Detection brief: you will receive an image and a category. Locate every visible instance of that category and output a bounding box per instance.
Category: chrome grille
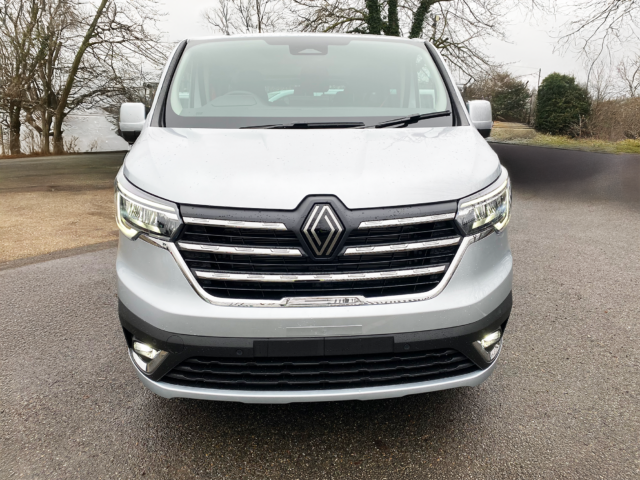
[175,205,462,301]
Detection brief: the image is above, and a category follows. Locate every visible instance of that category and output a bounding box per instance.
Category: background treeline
[2,0,638,155]
[0,0,167,156]
[1,0,544,156]
[463,60,640,141]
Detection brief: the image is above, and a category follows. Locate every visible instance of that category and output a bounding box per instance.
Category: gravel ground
[0,146,639,479]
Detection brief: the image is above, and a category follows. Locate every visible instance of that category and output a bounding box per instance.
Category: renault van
[116,34,512,403]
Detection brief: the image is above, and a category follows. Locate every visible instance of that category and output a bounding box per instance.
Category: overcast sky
[158,1,584,85]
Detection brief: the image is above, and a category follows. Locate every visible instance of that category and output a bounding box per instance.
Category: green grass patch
[489,128,640,155]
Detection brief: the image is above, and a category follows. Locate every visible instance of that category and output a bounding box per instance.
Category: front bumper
[120,292,511,403]
[117,228,512,403]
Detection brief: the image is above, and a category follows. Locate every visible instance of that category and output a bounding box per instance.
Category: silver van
[116,34,512,403]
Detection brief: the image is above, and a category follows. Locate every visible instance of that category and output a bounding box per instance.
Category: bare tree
[0,0,168,156]
[21,0,79,154]
[557,1,640,74]
[582,59,614,103]
[287,0,514,77]
[0,0,46,154]
[203,0,283,34]
[617,56,640,98]
[49,0,167,154]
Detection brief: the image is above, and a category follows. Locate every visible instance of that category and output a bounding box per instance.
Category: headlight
[455,168,511,236]
[115,176,182,240]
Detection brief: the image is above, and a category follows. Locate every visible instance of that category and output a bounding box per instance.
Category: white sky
[158,0,585,84]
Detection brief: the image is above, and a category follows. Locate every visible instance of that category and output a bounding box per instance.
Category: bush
[463,70,531,123]
[586,97,640,141]
[535,73,590,136]
[492,82,531,123]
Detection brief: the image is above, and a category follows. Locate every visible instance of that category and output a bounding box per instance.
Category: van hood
[124,126,501,210]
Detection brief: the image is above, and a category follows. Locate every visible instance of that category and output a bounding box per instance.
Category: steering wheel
[218,90,267,105]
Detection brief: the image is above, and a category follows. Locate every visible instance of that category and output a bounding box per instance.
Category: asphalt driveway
[0,145,638,479]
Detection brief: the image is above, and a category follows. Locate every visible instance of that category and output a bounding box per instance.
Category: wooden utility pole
[528,68,541,125]
[537,68,541,89]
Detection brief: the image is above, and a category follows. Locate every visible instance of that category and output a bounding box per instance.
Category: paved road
[0,152,125,193]
[1,146,639,479]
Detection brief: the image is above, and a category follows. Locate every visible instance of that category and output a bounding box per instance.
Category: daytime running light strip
[459,179,509,209]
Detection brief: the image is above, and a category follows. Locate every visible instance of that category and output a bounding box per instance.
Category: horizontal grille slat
[345,222,458,246]
[183,349,456,367]
[181,225,299,248]
[176,214,461,301]
[180,246,458,274]
[199,274,443,300]
[173,354,468,376]
[163,349,479,391]
[201,277,442,292]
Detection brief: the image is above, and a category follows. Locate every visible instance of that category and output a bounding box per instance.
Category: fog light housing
[473,329,503,363]
[130,338,168,374]
[480,330,501,349]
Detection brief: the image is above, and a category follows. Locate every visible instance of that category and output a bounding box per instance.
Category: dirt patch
[0,189,119,262]
[0,152,125,263]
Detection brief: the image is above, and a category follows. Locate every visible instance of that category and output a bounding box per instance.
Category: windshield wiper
[241,122,365,129]
[368,110,451,129]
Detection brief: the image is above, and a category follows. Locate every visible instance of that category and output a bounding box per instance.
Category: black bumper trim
[119,292,511,382]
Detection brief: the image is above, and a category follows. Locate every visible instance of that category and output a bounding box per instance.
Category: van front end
[116,33,512,403]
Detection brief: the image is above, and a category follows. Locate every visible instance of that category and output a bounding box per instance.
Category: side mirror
[467,100,493,138]
[119,103,146,144]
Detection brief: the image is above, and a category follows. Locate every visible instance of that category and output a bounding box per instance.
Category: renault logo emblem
[302,204,344,257]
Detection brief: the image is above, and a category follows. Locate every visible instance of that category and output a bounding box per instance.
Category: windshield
[164,36,452,129]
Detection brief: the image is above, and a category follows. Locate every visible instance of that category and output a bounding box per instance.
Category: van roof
[185,33,430,46]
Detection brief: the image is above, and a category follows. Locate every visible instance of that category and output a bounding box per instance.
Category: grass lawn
[489,124,640,154]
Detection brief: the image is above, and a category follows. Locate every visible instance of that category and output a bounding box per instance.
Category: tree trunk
[41,110,51,154]
[9,102,22,155]
[409,0,434,39]
[53,112,65,154]
[365,0,383,35]
[387,0,399,36]
[52,0,109,154]
[256,0,262,33]
[0,124,4,156]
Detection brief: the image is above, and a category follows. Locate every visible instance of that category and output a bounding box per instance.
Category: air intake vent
[164,349,478,391]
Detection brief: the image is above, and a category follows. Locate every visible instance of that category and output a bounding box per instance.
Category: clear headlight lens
[115,178,182,240]
[455,169,511,236]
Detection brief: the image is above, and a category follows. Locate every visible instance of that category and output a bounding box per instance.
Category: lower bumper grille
[163,349,479,391]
